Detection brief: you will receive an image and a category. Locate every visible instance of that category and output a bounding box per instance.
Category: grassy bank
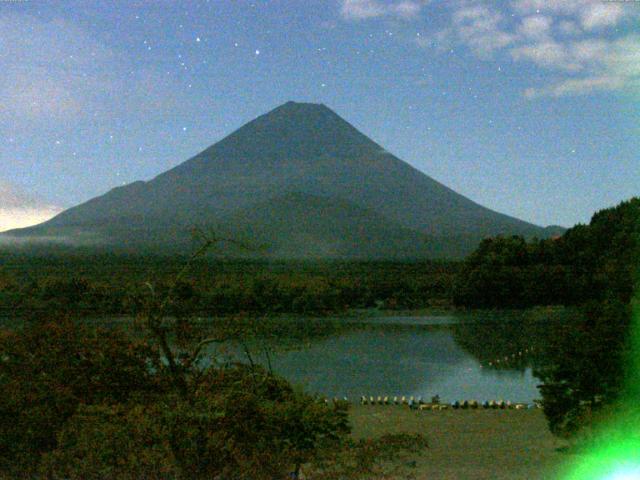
[349,405,568,480]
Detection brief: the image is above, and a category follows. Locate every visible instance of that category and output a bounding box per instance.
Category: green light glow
[605,467,640,480]
[560,436,640,480]
[559,285,640,480]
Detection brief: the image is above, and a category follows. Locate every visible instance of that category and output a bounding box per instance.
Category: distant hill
[3,102,563,258]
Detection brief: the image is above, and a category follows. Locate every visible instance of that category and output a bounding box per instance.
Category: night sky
[0,0,638,230]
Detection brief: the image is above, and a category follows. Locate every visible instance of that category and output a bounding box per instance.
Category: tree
[535,300,631,438]
[39,364,350,480]
[126,232,352,479]
[453,198,640,439]
[0,314,159,476]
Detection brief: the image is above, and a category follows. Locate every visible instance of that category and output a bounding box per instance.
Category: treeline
[0,259,458,317]
[453,198,639,309]
[455,197,640,438]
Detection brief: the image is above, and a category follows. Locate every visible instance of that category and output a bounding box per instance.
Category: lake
[208,313,550,403]
[0,311,553,403]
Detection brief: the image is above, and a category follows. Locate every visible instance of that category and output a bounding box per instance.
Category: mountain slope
[216,192,479,259]
[5,101,560,258]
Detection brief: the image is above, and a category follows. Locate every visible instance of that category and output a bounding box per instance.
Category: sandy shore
[349,405,570,480]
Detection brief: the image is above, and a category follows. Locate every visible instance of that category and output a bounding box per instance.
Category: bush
[0,312,350,478]
[0,316,159,476]
[40,403,176,480]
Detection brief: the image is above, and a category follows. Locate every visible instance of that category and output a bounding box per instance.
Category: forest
[0,198,638,477]
[454,198,639,438]
[0,256,458,317]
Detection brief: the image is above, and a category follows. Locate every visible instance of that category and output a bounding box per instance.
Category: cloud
[340,0,427,20]
[0,180,49,209]
[523,76,624,98]
[513,0,631,30]
[414,4,516,56]
[513,0,600,16]
[403,0,640,97]
[0,14,188,123]
[608,35,640,78]
[510,40,580,71]
[448,4,515,57]
[517,15,552,40]
[0,15,110,121]
[557,20,581,36]
[0,208,63,233]
[0,231,104,247]
[522,35,640,97]
[0,181,62,232]
[579,3,626,30]
[571,38,609,64]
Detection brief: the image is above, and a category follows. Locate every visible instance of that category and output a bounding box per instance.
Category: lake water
[210,315,546,403]
[0,312,550,403]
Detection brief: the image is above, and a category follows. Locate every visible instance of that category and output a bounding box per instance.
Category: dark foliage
[0,314,353,479]
[534,300,631,437]
[0,258,459,317]
[0,315,160,476]
[454,198,640,438]
[453,198,639,309]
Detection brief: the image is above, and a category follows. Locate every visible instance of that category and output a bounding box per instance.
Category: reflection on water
[2,309,563,403]
[211,314,556,403]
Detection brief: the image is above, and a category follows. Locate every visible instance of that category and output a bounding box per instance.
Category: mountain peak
[262,100,337,122]
[173,100,377,173]
[279,100,329,109]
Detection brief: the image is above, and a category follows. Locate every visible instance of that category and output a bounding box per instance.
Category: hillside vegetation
[455,198,640,438]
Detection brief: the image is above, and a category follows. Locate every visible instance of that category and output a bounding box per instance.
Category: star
[255,49,260,55]
[196,37,201,43]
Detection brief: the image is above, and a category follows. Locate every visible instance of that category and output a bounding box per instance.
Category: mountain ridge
[3,101,562,258]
